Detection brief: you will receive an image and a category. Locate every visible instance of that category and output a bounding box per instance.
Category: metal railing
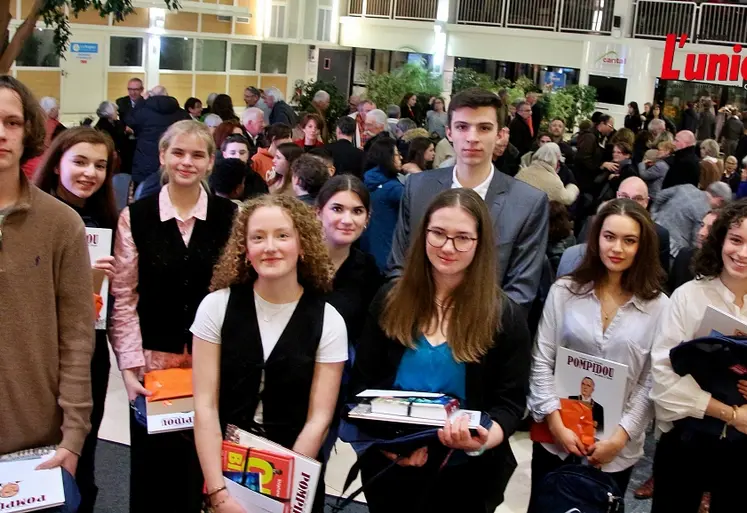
[348,0,392,17]
[632,0,696,40]
[424,0,614,34]
[560,0,615,34]
[394,0,438,20]
[505,0,558,29]
[698,3,747,45]
[456,0,504,25]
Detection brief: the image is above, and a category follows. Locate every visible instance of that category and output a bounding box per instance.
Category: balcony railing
[633,0,747,46]
[347,0,747,46]
[348,0,615,33]
[632,0,696,40]
[698,3,747,45]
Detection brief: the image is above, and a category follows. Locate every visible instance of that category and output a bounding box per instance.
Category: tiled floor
[99,348,651,513]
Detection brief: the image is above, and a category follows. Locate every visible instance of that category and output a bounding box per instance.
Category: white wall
[339,17,435,54]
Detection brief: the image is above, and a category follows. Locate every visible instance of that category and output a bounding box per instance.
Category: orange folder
[529,398,596,448]
[144,368,194,402]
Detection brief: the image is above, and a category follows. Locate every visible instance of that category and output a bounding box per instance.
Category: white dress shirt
[650,277,747,434]
[451,165,495,201]
[528,278,670,472]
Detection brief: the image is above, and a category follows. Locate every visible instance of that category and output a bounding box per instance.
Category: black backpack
[532,464,624,513]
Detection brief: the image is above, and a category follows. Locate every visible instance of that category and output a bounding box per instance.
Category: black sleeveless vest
[218,283,325,450]
[129,192,235,354]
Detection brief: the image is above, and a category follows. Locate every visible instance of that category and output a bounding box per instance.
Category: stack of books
[143,368,195,434]
[348,390,483,429]
[216,425,321,513]
[0,447,65,512]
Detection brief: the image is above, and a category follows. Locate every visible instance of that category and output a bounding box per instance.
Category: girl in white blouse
[650,200,747,513]
[527,199,670,511]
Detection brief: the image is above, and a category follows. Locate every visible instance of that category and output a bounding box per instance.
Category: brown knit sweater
[0,175,94,456]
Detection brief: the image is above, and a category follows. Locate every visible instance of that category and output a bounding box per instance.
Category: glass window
[231,44,257,71]
[110,36,143,67]
[195,39,226,72]
[260,44,288,74]
[160,37,193,71]
[16,29,60,67]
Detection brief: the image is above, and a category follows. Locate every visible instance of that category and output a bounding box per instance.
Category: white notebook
[0,454,65,512]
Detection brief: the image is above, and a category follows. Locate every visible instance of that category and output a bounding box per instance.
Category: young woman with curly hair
[109,120,236,513]
[350,188,531,513]
[191,195,348,513]
[650,199,747,513]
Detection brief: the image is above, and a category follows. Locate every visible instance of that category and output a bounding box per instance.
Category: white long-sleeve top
[650,277,747,434]
[528,278,670,472]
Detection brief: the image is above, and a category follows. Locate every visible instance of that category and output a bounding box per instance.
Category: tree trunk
[0,0,44,74]
[0,0,10,56]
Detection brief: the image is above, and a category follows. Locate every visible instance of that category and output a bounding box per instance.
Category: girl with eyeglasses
[350,188,531,513]
[527,199,668,511]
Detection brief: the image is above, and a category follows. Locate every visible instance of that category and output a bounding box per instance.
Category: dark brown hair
[300,112,323,130]
[291,154,329,196]
[213,120,241,150]
[699,160,721,189]
[693,200,747,278]
[33,127,118,229]
[614,141,633,157]
[447,88,501,127]
[406,136,434,171]
[569,199,663,300]
[316,174,370,212]
[0,76,46,163]
[549,201,573,244]
[380,188,501,363]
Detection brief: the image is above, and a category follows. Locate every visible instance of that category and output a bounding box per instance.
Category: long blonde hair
[159,120,217,184]
[210,195,334,293]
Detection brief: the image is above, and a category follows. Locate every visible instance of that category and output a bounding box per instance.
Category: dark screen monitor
[588,74,628,106]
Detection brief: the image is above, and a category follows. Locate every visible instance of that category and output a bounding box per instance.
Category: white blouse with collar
[529,278,670,472]
[650,276,747,434]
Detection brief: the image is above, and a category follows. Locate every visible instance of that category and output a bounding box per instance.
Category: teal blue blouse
[393,335,466,402]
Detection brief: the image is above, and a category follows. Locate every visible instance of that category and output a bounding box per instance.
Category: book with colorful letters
[221,425,321,513]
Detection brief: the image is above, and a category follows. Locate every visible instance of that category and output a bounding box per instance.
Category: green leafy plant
[1,0,180,72]
[293,79,347,142]
[452,68,498,93]
[514,75,541,94]
[564,84,598,128]
[362,63,442,110]
[542,90,575,131]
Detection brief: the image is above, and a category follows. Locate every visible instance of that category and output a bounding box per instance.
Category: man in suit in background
[115,77,143,178]
[116,78,144,125]
[324,116,364,177]
[388,88,549,311]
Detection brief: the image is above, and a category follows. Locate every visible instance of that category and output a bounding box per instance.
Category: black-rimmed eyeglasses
[426,229,477,252]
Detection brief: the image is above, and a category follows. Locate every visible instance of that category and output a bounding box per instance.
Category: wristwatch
[466,443,488,457]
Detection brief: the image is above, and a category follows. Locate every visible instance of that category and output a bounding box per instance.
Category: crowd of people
[3,71,747,513]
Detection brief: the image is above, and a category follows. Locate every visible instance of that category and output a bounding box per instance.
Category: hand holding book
[547,410,587,457]
[34,447,78,477]
[437,414,492,453]
[586,427,628,467]
[209,490,247,513]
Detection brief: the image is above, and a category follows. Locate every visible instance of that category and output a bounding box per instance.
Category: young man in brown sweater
[0,76,94,478]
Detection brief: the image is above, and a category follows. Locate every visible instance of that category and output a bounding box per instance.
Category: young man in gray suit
[388,88,549,310]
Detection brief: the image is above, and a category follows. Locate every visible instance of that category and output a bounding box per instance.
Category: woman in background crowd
[192,195,347,513]
[651,200,747,512]
[267,141,304,195]
[34,127,119,513]
[295,113,325,151]
[426,98,448,139]
[528,199,668,511]
[625,102,642,133]
[110,120,236,513]
[401,136,435,176]
[351,188,531,513]
[360,137,404,270]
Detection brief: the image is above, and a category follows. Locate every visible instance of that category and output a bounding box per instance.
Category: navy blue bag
[670,333,747,440]
[532,463,624,513]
